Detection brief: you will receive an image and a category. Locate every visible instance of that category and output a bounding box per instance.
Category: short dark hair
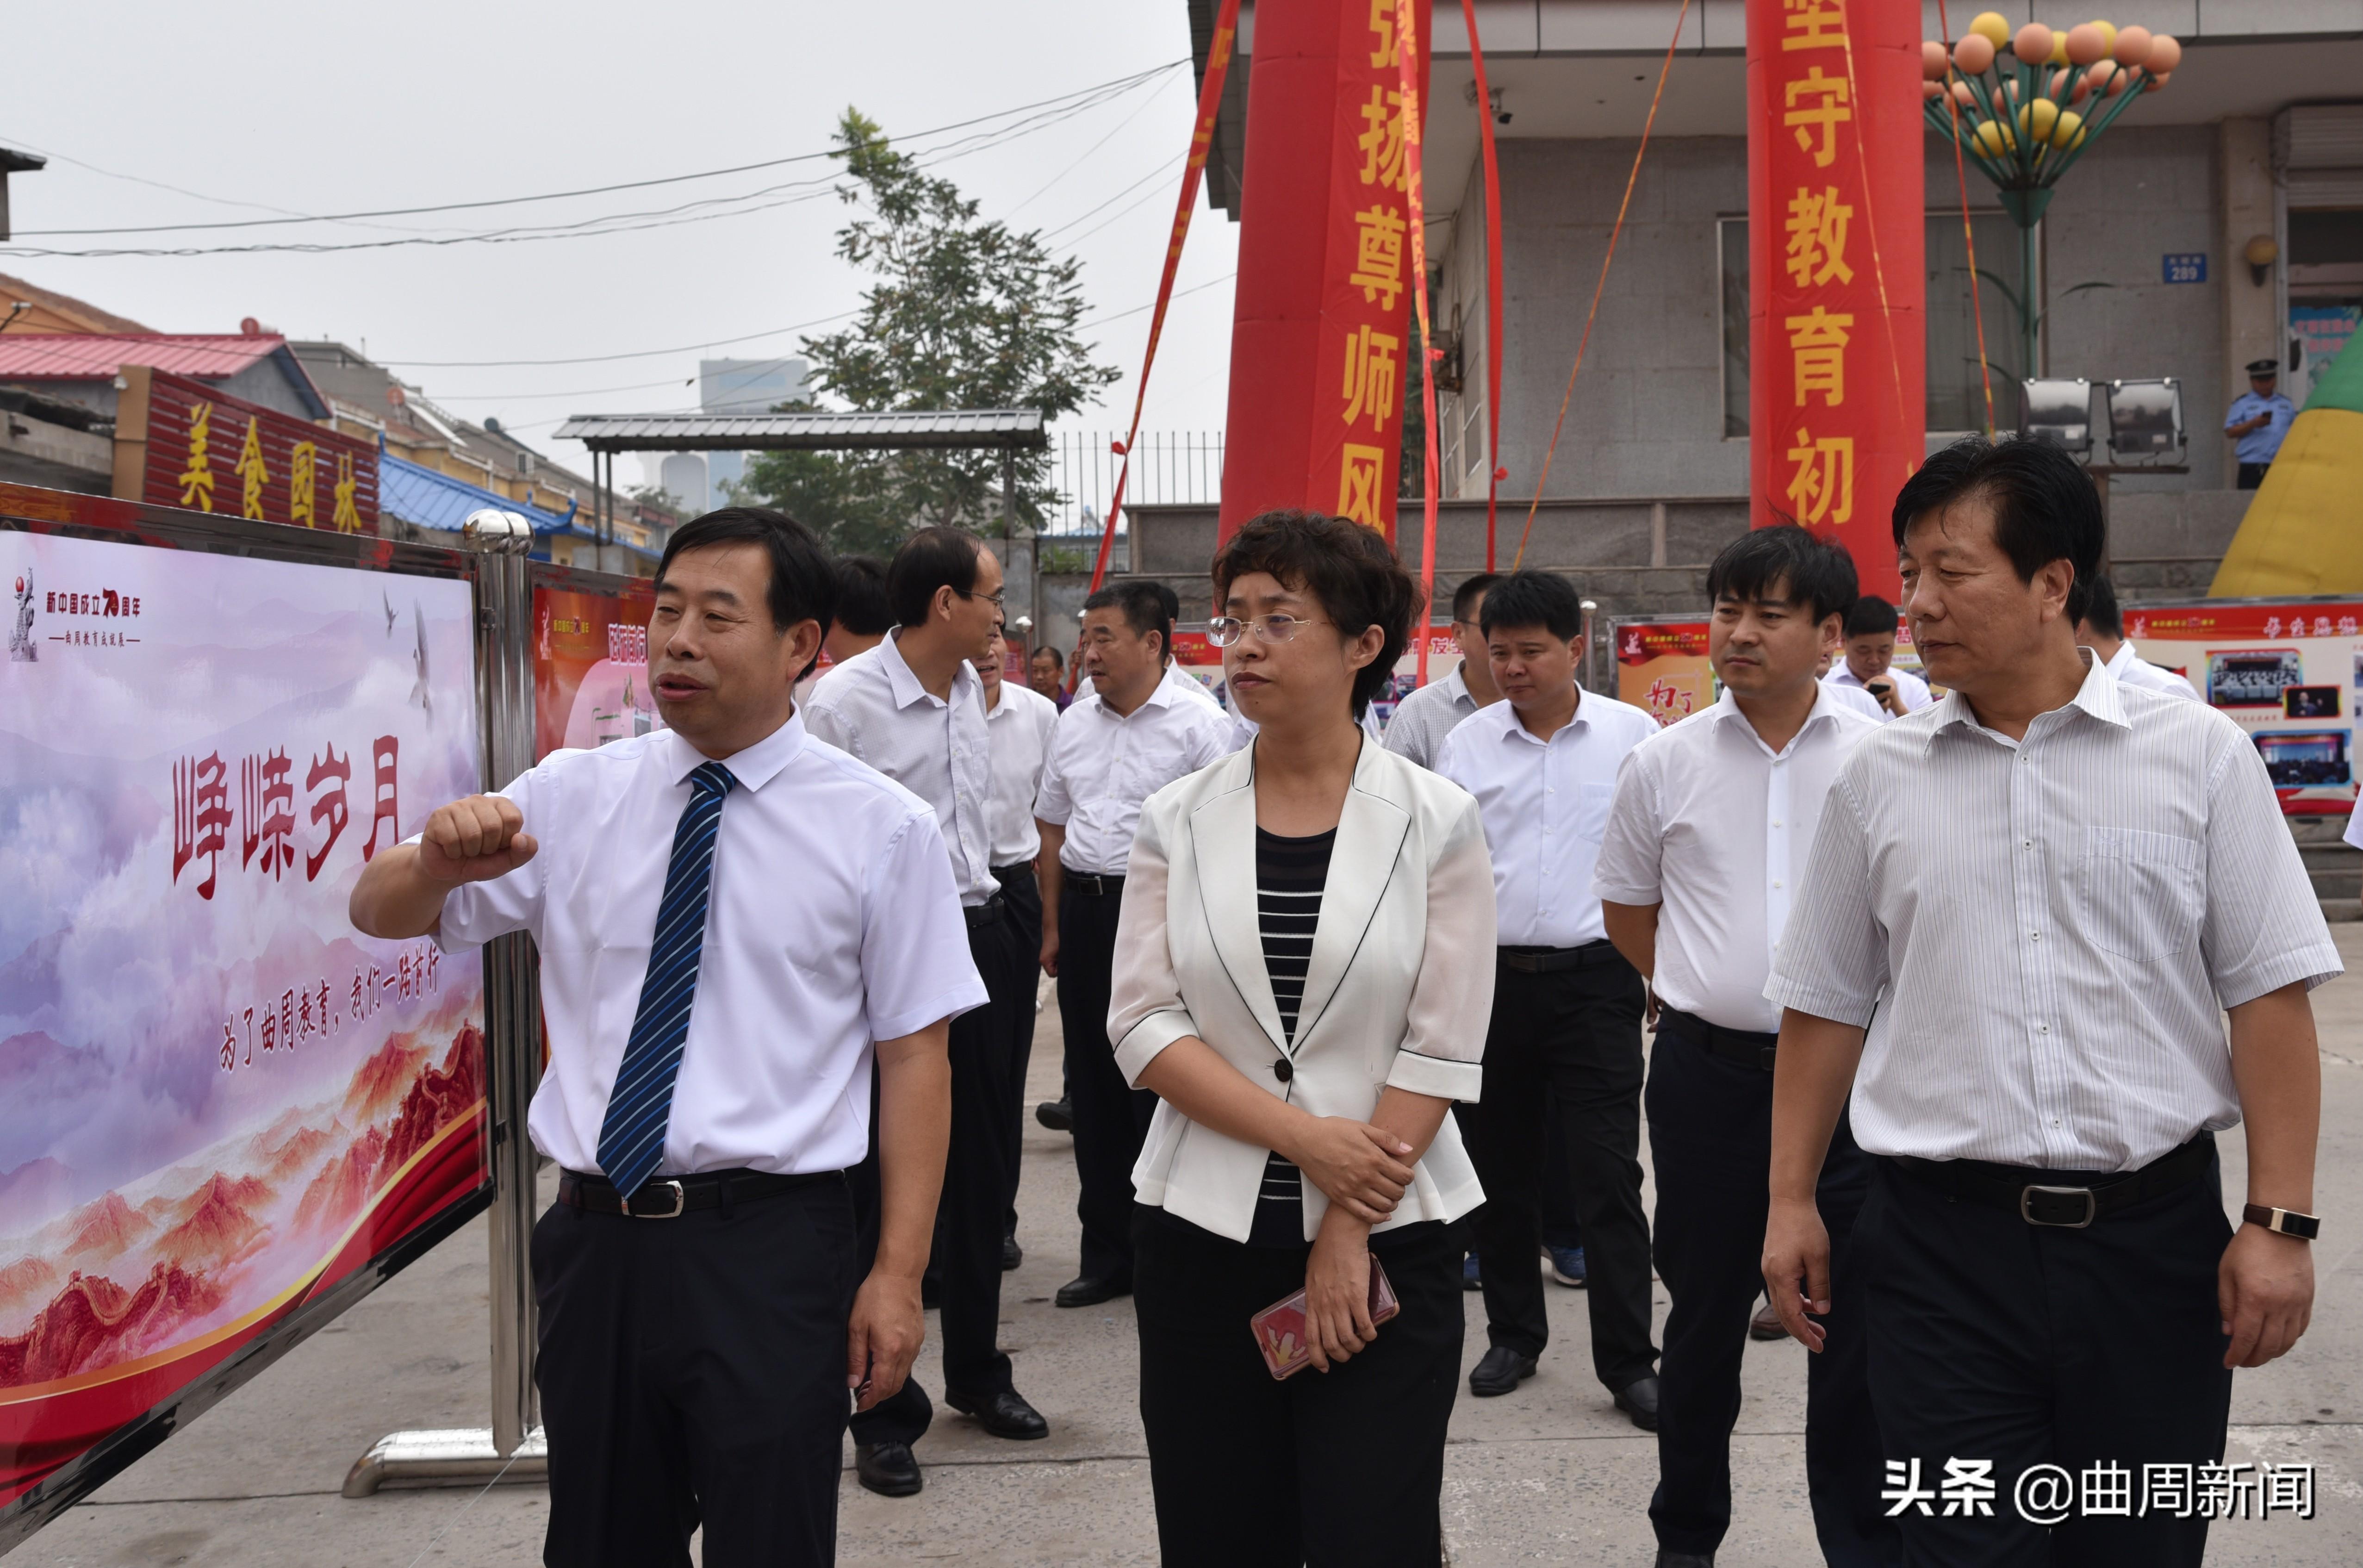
[830,555,893,636]
[1478,570,1583,642]
[1082,581,1173,664]
[1451,572,1504,623]
[887,526,984,628]
[2081,572,2124,639]
[1844,595,1898,640]
[1032,644,1063,669]
[1211,509,1418,719]
[1891,435,2105,623]
[1706,527,1859,624]
[656,506,835,641]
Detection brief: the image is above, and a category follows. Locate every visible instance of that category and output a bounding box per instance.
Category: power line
[380,311,859,369]
[0,60,1181,239]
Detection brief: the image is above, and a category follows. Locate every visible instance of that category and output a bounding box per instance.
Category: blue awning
[378,452,659,562]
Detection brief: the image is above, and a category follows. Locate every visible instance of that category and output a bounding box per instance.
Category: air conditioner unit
[515,451,535,477]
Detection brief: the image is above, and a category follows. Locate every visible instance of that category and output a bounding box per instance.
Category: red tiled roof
[0,333,291,380]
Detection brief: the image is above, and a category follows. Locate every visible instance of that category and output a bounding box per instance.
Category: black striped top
[1249,826,1334,1247]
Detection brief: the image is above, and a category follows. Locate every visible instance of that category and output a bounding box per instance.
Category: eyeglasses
[954,586,1007,609]
[1206,614,1331,647]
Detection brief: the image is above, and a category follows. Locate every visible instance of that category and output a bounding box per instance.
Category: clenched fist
[418,794,539,884]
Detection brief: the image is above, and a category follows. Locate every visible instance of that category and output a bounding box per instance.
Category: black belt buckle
[631,1179,687,1219]
[2020,1184,2097,1229]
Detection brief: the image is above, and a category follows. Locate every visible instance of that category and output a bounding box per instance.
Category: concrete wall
[1435,123,2238,504]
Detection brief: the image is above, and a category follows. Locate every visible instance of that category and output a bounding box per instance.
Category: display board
[2126,599,2363,816]
[0,516,488,1521]
[1610,611,1928,728]
[530,573,660,761]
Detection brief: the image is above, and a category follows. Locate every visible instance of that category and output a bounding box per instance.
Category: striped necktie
[595,760,736,1198]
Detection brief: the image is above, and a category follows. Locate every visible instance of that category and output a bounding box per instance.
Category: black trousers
[994,861,1043,1239]
[1644,1020,1896,1565]
[1854,1150,2235,1567]
[1464,950,1658,1390]
[932,908,1030,1395]
[2237,460,2270,490]
[1059,882,1157,1281]
[1134,1210,1466,1568]
[532,1176,855,1568]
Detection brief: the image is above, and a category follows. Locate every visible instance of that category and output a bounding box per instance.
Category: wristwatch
[2242,1203,2322,1240]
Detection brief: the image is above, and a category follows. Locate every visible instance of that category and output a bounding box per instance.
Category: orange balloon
[2114,25,2152,65]
[2080,63,2114,100]
[1924,80,1945,100]
[1923,40,1951,79]
[1954,33,1996,74]
[1951,80,1978,108]
[2064,23,2107,65]
[2147,34,2183,72]
[2146,69,2170,90]
[2014,23,2053,62]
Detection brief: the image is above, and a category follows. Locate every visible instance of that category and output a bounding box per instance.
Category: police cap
[2245,359,2280,377]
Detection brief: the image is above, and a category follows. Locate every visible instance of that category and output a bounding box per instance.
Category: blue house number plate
[2163,253,2208,284]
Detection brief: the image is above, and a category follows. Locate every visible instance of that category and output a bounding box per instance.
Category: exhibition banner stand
[0,483,501,1546]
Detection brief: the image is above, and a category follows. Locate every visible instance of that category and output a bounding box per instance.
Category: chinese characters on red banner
[173,737,398,901]
[139,370,379,533]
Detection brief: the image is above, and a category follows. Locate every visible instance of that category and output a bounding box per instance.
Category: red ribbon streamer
[1461,0,1506,571]
[1399,0,1443,686]
[1085,0,1240,602]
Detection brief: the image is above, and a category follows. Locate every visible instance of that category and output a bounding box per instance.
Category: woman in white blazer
[1107,510,1496,1567]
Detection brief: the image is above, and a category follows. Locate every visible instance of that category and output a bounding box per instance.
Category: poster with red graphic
[531,581,661,762]
[0,528,487,1518]
[1613,618,1717,727]
[2121,599,2363,816]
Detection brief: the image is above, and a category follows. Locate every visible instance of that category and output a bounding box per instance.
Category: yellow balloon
[1974,118,2017,156]
[1969,11,2011,47]
[2050,108,2085,148]
[2090,20,2119,53]
[2048,33,2071,65]
[2016,99,2061,140]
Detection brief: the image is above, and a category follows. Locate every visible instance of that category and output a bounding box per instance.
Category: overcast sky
[0,1,1237,505]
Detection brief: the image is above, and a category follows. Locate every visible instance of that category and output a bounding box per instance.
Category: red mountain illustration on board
[296,1126,387,1234]
[62,1193,154,1265]
[152,1175,267,1269]
[342,1035,429,1124]
[381,1029,485,1177]
[0,1262,227,1386]
[0,1254,60,1313]
[263,1126,336,1182]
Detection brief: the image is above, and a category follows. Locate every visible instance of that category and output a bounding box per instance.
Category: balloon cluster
[1921,13,2177,185]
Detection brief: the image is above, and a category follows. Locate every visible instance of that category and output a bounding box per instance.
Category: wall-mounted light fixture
[2244,234,2279,287]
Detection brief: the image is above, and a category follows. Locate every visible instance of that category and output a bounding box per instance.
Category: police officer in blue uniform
[2225,359,2297,489]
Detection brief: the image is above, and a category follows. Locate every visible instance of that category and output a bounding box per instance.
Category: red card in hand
[1250,1255,1401,1380]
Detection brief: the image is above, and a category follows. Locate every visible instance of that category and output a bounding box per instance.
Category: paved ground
[19,940,2363,1566]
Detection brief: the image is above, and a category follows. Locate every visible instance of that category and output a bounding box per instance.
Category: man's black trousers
[1854,1147,2236,1567]
[1058,881,1157,1282]
[994,861,1043,1239]
[1644,1017,1897,1565]
[1134,1209,1468,1567]
[1463,947,1658,1391]
[533,1176,854,1568]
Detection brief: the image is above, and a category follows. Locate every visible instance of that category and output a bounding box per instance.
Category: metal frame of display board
[0,485,509,1551]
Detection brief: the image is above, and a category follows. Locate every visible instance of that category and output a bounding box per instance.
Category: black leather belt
[1657,1007,1778,1070]
[963,894,1006,929]
[558,1166,843,1219]
[1889,1133,2216,1229]
[1065,872,1125,897]
[1498,940,1620,974]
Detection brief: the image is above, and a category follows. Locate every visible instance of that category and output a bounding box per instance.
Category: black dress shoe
[945,1386,1049,1440]
[1468,1345,1538,1397]
[1002,1232,1023,1271]
[1034,1097,1073,1132]
[1054,1272,1130,1308]
[1653,1552,1714,1568]
[1616,1373,1662,1431]
[854,1440,922,1497]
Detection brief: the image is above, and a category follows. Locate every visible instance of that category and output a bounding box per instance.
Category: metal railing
[1051,429,1224,537]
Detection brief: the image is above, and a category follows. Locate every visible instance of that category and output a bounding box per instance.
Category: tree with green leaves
[736,110,1119,554]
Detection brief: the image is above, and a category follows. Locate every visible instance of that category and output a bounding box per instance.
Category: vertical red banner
[1221,0,1430,544]
[1746,0,1923,599]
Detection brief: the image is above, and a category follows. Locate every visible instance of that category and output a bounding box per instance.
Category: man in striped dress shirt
[1763,439,2337,1567]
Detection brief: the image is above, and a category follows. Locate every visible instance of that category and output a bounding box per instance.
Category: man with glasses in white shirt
[1035,582,1231,1308]
[1595,528,1894,1568]
[1435,571,1663,1426]
[1384,572,1503,770]
[1765,438,2337,1567]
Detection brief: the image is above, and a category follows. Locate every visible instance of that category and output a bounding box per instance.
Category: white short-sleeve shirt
[1034,676,1233,876]
[2104,639,2201,703]
[432,716,988,1179]
[983,680,1060,866]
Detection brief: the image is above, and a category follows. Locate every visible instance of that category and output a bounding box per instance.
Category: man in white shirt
[1035,582,1231,1307]
[1384,572,1503,769]
[1434,571,1664,1425]
[350,508,978,1568]
[977,623,1059,1265]
[1765,439,2338,1566]
[1823,595,1931,720]
[2077,573,2201,703]
[806,527,1048,1484]
[1594,528,1894,1568]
